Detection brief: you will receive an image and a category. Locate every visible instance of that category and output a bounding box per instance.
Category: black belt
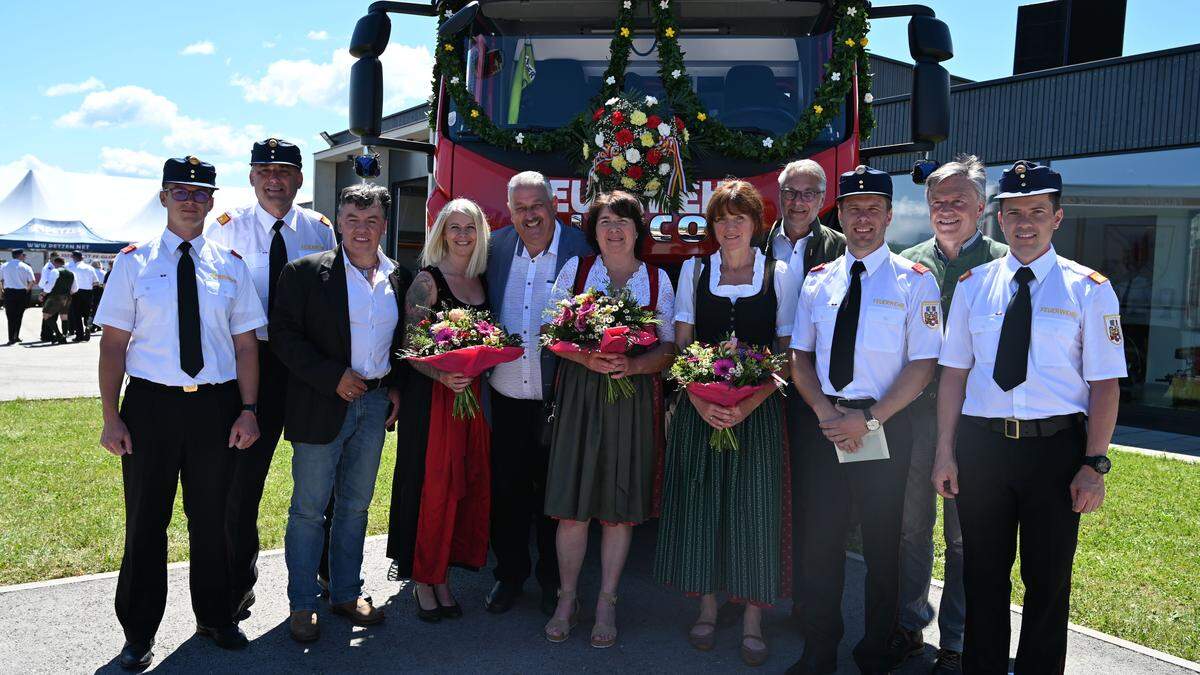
[128,376,235,394]
[964,413,1085,440]
[361,378,386,391]
[827,395,876,410]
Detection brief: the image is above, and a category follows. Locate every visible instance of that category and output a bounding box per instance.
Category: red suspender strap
[645,264,660,311]
[573,255,597,294]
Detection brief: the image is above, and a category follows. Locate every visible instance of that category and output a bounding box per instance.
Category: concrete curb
[1111,443,1200,464]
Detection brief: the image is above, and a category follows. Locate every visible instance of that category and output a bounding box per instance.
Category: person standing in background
[2,248,35,344]
[65,251,96,342]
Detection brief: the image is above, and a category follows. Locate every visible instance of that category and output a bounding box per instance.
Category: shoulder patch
[809,263,827,273]
[1088,271,1109,285]
[958,269,972,282]
[216,212,231,226]
[120,244,137,254]
[230,249,243,260]
[911,262,929,275]
[320,215,332,227]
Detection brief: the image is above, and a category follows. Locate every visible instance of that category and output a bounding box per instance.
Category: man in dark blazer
[270,183,412,643]
[483,171,593,616]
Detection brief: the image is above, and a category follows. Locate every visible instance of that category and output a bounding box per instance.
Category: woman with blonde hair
[386,198,493,622]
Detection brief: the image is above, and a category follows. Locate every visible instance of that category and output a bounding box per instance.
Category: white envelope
[834,425,891,463]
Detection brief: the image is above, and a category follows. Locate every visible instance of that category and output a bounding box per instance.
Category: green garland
[428,0,873,161]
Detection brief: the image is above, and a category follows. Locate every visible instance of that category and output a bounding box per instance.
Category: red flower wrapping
[627,164,644,180]
[408,345,524,378]
[547,327,658,356]
[686,381,775,408]
[615,128,635,146]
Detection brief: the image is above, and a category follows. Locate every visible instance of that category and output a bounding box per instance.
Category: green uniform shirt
[900,232,1009,317]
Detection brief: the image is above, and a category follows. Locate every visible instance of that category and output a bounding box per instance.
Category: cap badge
[187,156,200,165]
[1014,164,1027,175]
[854,165,867,175]
[268,139,278,148]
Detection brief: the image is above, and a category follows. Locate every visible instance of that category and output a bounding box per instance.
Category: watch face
[1089,456,1112,474]
[866,419,881,431]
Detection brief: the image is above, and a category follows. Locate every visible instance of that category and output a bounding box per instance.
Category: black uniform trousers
[4,288,29,341]
[489,390,559,590]
[785,383,812,616]
[115,378,240,644]
[68,288,92,339]
[796,404,914,674]
[955,419,1085,675]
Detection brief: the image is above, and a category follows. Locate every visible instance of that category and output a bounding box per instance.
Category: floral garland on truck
[429,0,873,164]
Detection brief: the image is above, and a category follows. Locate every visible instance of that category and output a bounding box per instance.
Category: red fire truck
[347,0,952,268]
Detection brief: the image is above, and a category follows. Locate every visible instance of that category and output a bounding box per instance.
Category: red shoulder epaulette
[958,269,973,282]
[120,244,137,254]
[216,213,231,226]
[230,249,243,260]
[319,215,332,227]
[809,263,827,273]
[911,262,929,275]
[1088,271,1109,284]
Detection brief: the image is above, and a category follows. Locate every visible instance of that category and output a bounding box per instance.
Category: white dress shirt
[95,229,266,386]
[772,228,812,271]
[2,259,35,289]
[674,249,799,337]
[490,223,562,400]
[40,266,79,295]
[65,261,96,290]
[205,202,337,339]
[343,249,399,380]
[939,247,1127,419]
[550,256,677,344]
[791,244,943,400]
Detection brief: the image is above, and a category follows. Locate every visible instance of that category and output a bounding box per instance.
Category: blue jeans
[285,387,389,611]
[898,394,966,652]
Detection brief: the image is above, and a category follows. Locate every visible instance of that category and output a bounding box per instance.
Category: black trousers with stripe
[115,378,240,644]
[955,420,1085,675]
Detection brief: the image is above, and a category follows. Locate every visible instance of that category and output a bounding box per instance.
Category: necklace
[350,261,377,281]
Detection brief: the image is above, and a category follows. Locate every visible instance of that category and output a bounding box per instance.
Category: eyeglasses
[164,188,212,204]
[780,188,824,203]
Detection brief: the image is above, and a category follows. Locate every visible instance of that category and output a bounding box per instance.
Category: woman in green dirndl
[542,191,676,648]
[653,180,799,667]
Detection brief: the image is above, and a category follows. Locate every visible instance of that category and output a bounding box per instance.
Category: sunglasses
[164,188,213,204]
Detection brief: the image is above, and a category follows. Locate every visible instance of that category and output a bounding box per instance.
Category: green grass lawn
[1,398,1197,661]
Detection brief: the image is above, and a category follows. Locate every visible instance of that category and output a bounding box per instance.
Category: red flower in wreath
[596,162,613,176]
[611,110,625,125]
[674,116,686,130]
[627,164,644,180]
[647,114,662,128]
[646,148,662,165]
[615,128,635,146]
[594,108,605,121]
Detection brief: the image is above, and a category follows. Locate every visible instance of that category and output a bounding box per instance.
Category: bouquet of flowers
[402,306,524,418]
[668,337,788,451]
[541,286,660,402]
[583,92,691,213]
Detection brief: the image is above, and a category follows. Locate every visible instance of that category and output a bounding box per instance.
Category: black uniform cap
[837,164,892,200]
[162,156,218,190]
[994,160,1061,199]
[250,138,302,169]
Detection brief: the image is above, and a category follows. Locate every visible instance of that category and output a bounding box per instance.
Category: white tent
[0,161,260,245]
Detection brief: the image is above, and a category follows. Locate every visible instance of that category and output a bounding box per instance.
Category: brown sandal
[590,592,618,648]
[687,620,717,651]
[740,631,769,667]
[543,589,579,643]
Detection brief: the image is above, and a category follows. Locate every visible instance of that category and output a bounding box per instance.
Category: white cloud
[230,45,433,113]
[181,41,216,56]
[307,30,329,41]
[98,147,163,178]
[262,41,277,49]
[44,77,105,97]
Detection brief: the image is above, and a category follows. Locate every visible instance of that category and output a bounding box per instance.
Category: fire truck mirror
[908,16,953,63]
[350,12,391,59]
[911,62,950,144]
[438,2,480,40]
[349,57,384,138]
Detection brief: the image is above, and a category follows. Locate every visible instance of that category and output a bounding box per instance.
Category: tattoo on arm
[404,271,442,381]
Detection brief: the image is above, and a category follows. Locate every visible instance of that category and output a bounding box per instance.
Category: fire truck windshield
[446,32,844,144]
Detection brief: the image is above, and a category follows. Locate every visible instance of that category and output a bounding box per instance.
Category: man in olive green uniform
[893,155,1007,674]
[759,159,846,623]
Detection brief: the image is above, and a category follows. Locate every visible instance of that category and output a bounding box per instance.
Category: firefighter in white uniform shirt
[96,156,266,669]
[933,160,1125,674]
[205,137,338,620]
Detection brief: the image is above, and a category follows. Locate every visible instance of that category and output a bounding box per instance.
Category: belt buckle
[183,384,198,393]
[1004,417,1020,439]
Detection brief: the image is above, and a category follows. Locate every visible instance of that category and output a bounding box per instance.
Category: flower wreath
[586,93,691,211]
[428,0,873,163]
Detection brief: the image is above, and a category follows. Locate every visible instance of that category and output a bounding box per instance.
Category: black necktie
[829,260,866,391]
[177,241,203,377]
[993,266,1036,391]
[268,220,287,316]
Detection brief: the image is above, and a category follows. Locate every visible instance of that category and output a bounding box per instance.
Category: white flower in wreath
[762,137,775,148]
[644,95,658,106]
[606,97,619,105]
[660,0,669,7]
[606,75,616,85]
[444,9,454,18]
[864,93,874,103]
[450,76,461,85]
[595,132,606,147]
[659,163,671,175]
[657,122,671,137]
[846,7,857,16]
[515,133,525,144]
[830,72,841,82]
[624,147,641,163]
[623,0,632,7]
[671,69,682,79]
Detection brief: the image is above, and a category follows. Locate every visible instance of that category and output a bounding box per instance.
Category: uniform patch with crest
[922,301,941,329]
[216,213,231,226]
[1104,314,1123,345]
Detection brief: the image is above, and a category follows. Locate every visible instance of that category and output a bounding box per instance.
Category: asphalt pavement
[0,307,101,401]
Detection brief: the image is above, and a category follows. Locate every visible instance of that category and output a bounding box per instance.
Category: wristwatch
[864,408,881,432]
[242,403,258,414]
[1082,455,1112,475]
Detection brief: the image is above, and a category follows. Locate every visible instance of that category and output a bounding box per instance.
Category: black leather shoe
[887,626,925,663]
[234,589,256,621]
[118,641,153,671]
[539,587,559,617]
[195,623,249,650]
[484,581,522,614]
[413,585,441,623]
[437,591,463,619]
[932,648,963,673]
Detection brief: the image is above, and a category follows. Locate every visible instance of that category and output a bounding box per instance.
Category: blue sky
[0,0,1194,193]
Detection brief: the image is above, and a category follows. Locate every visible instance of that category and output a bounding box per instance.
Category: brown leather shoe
[289,610,319,643]
[331,597,385,626]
